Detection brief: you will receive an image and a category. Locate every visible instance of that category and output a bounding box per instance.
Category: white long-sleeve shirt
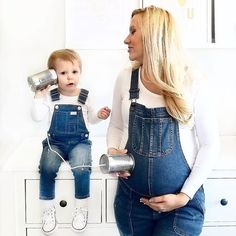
[106,67,220,199]
[31,90,101,131]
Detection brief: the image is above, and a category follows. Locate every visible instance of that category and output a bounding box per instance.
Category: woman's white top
[31,91,101,131]
[106,67,220,199]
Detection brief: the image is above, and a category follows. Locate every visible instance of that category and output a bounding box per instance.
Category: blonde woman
[107,6,219,236]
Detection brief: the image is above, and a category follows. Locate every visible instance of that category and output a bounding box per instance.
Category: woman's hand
[140,192,190,213]
[107,148,131,179]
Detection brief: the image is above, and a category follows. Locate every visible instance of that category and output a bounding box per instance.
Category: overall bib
[114,69,205,236]
[40,89,92,200]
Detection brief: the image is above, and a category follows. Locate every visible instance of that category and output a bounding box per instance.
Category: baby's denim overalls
[114,69,205,236]
[39,89,92,200]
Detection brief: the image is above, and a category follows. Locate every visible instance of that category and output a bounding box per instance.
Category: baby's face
[55,58,81,96]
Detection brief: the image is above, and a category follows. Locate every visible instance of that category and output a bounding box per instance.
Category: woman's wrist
[107,147,127,155]
[177,192,190,206]
[107,147,118,155]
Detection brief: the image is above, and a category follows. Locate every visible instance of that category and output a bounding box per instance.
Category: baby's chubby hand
[34,85,50,98]
[98,106,111,120]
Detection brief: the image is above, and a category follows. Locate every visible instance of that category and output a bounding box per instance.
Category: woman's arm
[180,83,220,199]
[106,72,127,150]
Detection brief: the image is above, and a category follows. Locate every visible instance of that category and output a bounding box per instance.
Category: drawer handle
[59,200,67,207]
[220,198,228,206]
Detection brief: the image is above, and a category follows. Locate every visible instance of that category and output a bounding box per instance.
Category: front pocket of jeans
[174,206,204,236]
[132,115,174,157]
[193,187,206,215]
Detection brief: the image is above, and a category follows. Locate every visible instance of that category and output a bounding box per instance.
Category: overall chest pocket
[53,111,81,134]
[131,115,174,157]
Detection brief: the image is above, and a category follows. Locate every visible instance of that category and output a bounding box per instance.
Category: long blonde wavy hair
[131,6,192,124]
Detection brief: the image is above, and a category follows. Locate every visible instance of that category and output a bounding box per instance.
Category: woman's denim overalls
[114,69,205,236]
[39,89,92,200]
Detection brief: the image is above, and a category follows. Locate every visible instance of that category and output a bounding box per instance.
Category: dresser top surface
[1,136,236,172]
[0,136,107,173]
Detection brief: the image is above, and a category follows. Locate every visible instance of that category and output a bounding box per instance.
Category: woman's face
[124,14,143,63]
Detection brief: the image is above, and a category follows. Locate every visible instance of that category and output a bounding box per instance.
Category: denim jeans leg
[39,145,64,199]
[68,142,92,199]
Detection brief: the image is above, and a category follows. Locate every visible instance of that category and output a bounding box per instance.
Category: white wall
[0,0,65,143]
[187,48,236,136]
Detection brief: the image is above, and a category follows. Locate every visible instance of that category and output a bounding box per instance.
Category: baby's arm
[31,87,50,121]
[97,107,111,120]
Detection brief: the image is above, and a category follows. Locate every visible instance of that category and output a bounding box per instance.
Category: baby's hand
[98,106,111,120]
[34,85,50,98]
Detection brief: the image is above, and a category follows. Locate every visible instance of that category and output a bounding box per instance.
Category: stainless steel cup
[27,69,57,92]
[99,153,135,174]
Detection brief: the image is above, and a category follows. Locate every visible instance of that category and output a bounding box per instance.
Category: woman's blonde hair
[132,6,192,124]
[47,49,82,72]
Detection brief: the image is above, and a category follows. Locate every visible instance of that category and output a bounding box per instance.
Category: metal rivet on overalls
[55,105,59,110]
[77,106,81,110]
[85,134,88,137]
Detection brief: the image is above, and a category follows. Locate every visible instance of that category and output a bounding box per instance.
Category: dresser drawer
[25,179,102,224]
[201,226,236,235]
[27,227,119,236]
[204,178,236,222]
[106,179,117,223]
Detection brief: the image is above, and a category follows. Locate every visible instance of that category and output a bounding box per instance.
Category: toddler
[31,49,110,235]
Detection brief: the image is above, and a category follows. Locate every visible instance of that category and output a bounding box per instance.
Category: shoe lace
[73,207,88,223]
[43,207,56,225]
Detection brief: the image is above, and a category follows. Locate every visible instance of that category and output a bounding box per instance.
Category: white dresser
[0,137,120,236]
[1,136,236,236]
[201,136,236,235]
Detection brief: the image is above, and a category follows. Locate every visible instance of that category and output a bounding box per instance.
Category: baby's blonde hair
[48,49,82,72]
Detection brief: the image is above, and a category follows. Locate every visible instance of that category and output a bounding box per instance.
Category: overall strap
[50,88,89,104]
[50,88,60,101]
[129,68,140,100]
[78,88,89,104]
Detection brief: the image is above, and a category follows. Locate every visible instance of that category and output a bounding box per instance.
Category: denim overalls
[39,89,92,200]
[114,69,205,236]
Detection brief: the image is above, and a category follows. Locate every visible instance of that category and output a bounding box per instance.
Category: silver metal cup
[99,153,135,174]
[27,69,57,92]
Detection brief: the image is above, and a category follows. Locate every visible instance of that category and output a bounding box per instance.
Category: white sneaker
[42,206,57,235]
[72,207,88,232]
